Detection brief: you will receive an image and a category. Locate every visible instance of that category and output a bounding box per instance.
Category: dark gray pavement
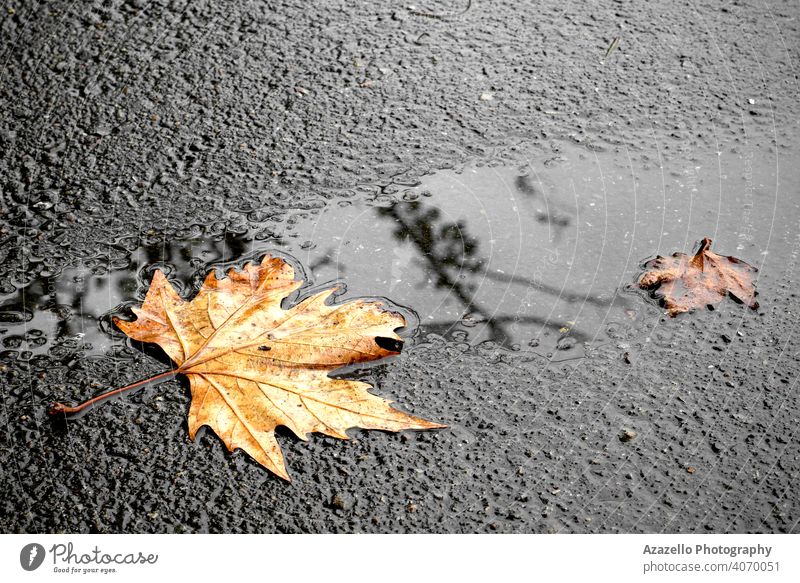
[1,0,799,533]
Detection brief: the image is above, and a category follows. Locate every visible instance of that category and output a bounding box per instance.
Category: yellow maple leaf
[53,254,444,480]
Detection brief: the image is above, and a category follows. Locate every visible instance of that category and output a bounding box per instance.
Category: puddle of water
[290,142,796,356]
[0,235,254,363]
[2,141,796,365]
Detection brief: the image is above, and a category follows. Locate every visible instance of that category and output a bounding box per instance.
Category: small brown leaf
[637,238,758,317]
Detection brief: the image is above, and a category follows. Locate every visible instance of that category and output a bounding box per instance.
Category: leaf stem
[690,237,713,271]
[49,369,178,417]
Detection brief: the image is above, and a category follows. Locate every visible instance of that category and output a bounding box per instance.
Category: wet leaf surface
[638,238,759,317]
[73,255,444,480]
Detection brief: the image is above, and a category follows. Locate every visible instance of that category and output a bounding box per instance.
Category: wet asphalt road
[1,0,799,533]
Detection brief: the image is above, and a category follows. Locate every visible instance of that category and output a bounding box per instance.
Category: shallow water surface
[1,141,795,365]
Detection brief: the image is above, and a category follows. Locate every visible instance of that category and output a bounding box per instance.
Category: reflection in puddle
[0,236,256,363]
[1,141,793,365]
